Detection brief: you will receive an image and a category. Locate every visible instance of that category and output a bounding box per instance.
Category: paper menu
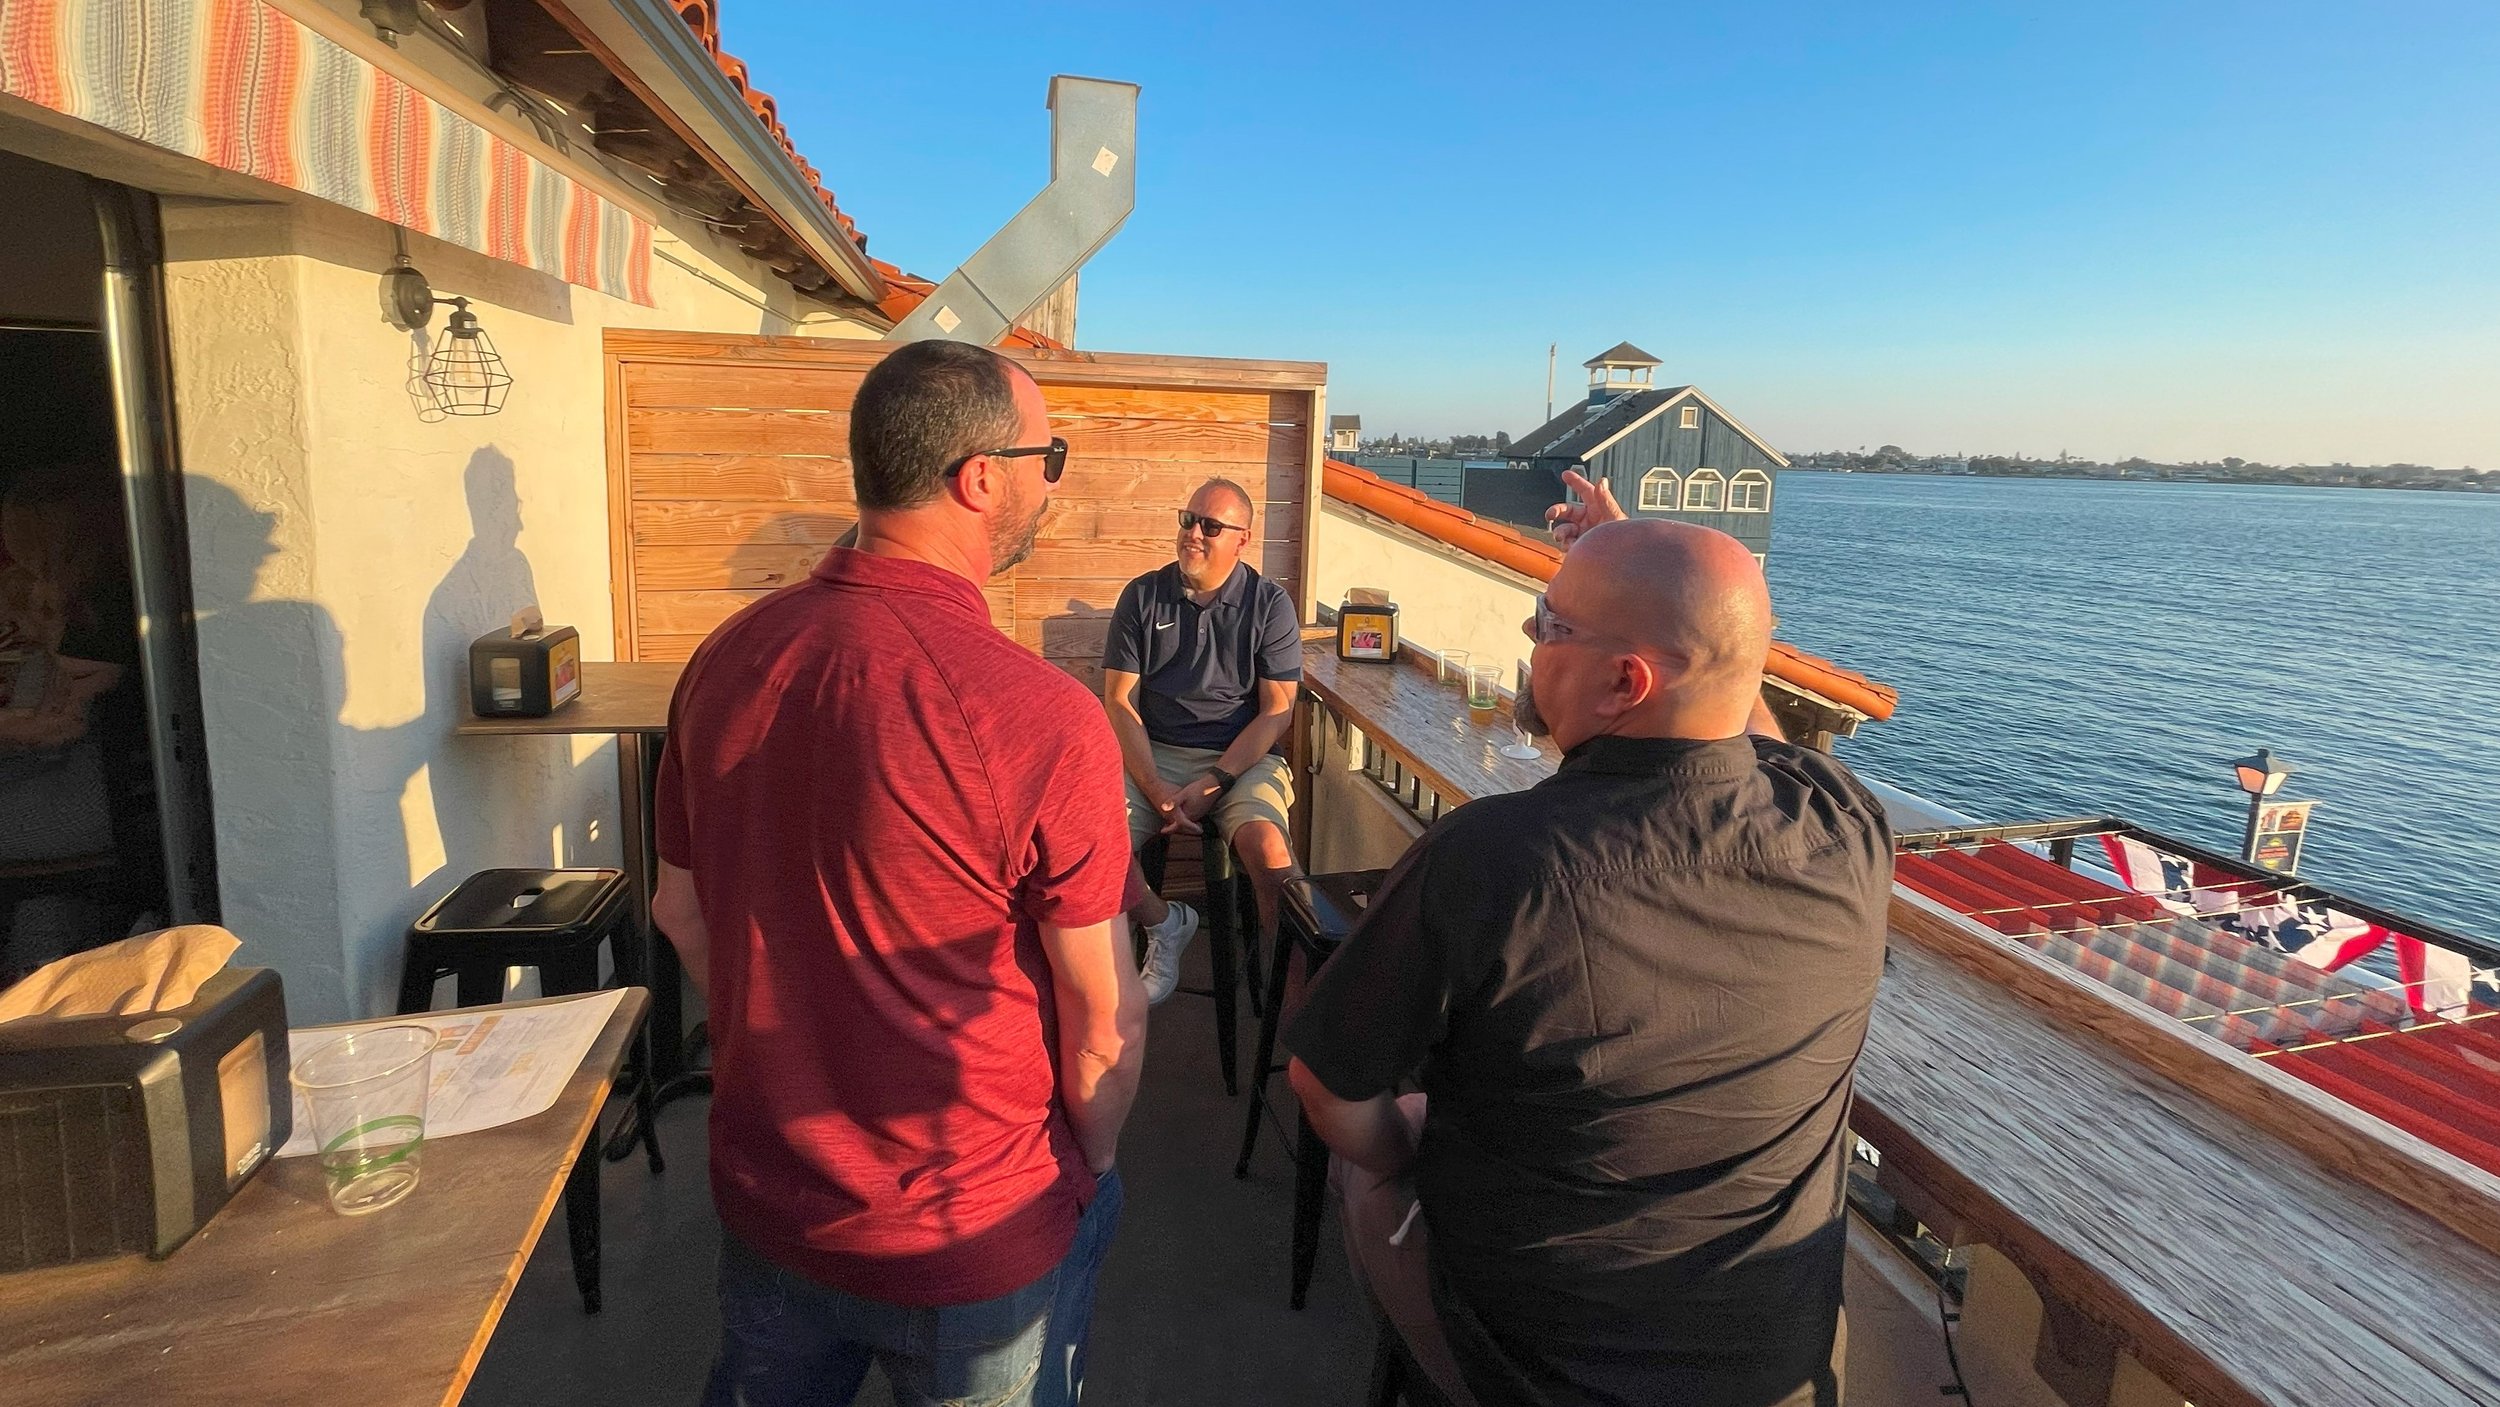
[278,988,627,1157]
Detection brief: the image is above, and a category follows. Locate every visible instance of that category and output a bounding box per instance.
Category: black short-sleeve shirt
[1101,562,1301,750]
[1286,734,1893,1406]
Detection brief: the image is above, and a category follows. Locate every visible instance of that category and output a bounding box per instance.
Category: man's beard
[1514,664,1550,738]
[1177,549,1227,592]
[988,482,1049,576]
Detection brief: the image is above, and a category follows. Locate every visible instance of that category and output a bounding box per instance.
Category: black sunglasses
[1177,509,1249,539]
[950,436,1069,484]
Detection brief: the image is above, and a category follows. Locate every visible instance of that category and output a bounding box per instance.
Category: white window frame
[1683,469,1725,512]
[1728,468,1772,512]
[1679,404,1699,430]
[1637,468,1680,511]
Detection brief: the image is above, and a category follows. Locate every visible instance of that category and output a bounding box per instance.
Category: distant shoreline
[1782,466,2498,495]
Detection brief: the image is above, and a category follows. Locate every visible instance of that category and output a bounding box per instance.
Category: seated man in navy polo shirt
[1103,477,1305,1003]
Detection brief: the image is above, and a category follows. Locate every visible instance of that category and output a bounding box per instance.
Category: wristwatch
[1209,766,1239,793]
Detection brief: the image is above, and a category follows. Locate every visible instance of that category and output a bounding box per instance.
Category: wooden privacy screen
[605,331,1327,686]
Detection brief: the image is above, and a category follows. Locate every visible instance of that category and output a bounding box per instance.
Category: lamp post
[2231,748,2291,864]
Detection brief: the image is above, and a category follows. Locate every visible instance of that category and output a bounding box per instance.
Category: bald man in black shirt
[1286,478,1891,1407]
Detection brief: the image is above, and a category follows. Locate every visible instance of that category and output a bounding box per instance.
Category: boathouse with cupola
[1470,340,1784,562]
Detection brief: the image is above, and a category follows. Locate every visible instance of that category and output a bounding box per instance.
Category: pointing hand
[1544,470,1626,549]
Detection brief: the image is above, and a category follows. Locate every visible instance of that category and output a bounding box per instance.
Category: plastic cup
[1466,663,1501,725]
[1437,649,1471,685]
[291,1025,439,1216]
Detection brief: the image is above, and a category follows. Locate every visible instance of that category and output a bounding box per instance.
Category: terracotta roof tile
[1321,459,1899,721]
[673,1,862,249]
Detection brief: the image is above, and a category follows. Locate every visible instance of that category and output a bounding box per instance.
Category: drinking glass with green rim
[290,1024,439,1216]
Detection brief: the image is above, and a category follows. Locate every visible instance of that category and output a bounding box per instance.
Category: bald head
[1541,519,1773,737]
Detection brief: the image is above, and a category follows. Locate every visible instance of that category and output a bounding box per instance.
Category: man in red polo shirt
[652,339,1146,1407]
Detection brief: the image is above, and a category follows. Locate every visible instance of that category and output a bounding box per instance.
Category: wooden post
[1301,383,1328,625]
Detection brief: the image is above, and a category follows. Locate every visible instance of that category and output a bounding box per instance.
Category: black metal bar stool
[1139,829,1266,1096]
[398,867,661,1313]
[1234,868,1385,1308]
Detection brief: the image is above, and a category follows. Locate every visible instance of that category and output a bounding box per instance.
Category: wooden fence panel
[605,332,1325,681]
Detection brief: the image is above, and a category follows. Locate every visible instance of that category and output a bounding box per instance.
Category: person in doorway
[0,465,127,751]
[1102,477,1304,1003]
[1285,471,1893,1407]
[652,339,1147,1407]
[0,467,128,967]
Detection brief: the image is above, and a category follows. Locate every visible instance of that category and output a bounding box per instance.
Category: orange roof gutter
[539,0,886,303]
[1321,459,1900,722]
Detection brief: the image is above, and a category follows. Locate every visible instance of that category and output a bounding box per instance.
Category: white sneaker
[1139,901,1200,1006]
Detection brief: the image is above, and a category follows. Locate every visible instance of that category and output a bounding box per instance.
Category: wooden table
[1296,641,2500,1407]
[0,989,648,1407]
[456,662,692,1089]
[451,660,684,743]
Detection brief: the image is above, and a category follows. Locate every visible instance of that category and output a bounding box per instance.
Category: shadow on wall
[420,448,543,872]
[184,475,359,1018]
[402,327,444,423]
[185,453,616,1021]
[1039,598,1113,697]
[397,448,613,1005]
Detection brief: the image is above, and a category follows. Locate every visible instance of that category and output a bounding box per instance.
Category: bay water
[1766,472,2498,941]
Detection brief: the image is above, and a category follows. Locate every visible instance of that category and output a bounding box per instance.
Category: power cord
[1936,1274,1978,1404]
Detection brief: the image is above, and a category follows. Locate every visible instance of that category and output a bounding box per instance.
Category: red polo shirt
[655,547,1131,1306]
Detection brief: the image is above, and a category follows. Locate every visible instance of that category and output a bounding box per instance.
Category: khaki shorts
[1125,740,1296,853]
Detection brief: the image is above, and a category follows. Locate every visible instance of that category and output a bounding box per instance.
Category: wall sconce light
[424,301,512,416]
[359,0,420,45]
[383,255,512,417]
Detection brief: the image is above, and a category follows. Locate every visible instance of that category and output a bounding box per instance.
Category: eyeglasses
[1529,593,1679,661]
[1177,509,1249,539]
[949,437,1069,484]
[1526,592,1591,646]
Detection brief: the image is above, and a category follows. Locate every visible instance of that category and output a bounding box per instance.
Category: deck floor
[468,943,1986,1406]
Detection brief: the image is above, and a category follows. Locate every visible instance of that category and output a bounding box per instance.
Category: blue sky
[726,2,2499,466]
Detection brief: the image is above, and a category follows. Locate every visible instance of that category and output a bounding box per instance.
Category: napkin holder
[1335,588,1399,663]
[0,967,290,1268]
[469,607,582,718]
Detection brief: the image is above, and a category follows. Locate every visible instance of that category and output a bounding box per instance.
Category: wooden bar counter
[1300,641,2500,1407]
[0,990,648,1407]
[1296,637,1558,803]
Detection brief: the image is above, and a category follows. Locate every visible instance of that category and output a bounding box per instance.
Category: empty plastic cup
[290,1025,439,1216]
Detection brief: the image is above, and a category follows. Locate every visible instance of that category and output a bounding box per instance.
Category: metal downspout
[92,180,220,925]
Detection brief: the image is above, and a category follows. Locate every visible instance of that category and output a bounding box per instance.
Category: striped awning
[0,0,654,305]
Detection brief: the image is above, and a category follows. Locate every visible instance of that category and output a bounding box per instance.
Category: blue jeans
[703,1169,1123,1407]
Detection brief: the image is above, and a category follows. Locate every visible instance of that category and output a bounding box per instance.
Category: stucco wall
[162,193,879,1020]
[1313,500,1543,682]
[161,207,350,1010]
